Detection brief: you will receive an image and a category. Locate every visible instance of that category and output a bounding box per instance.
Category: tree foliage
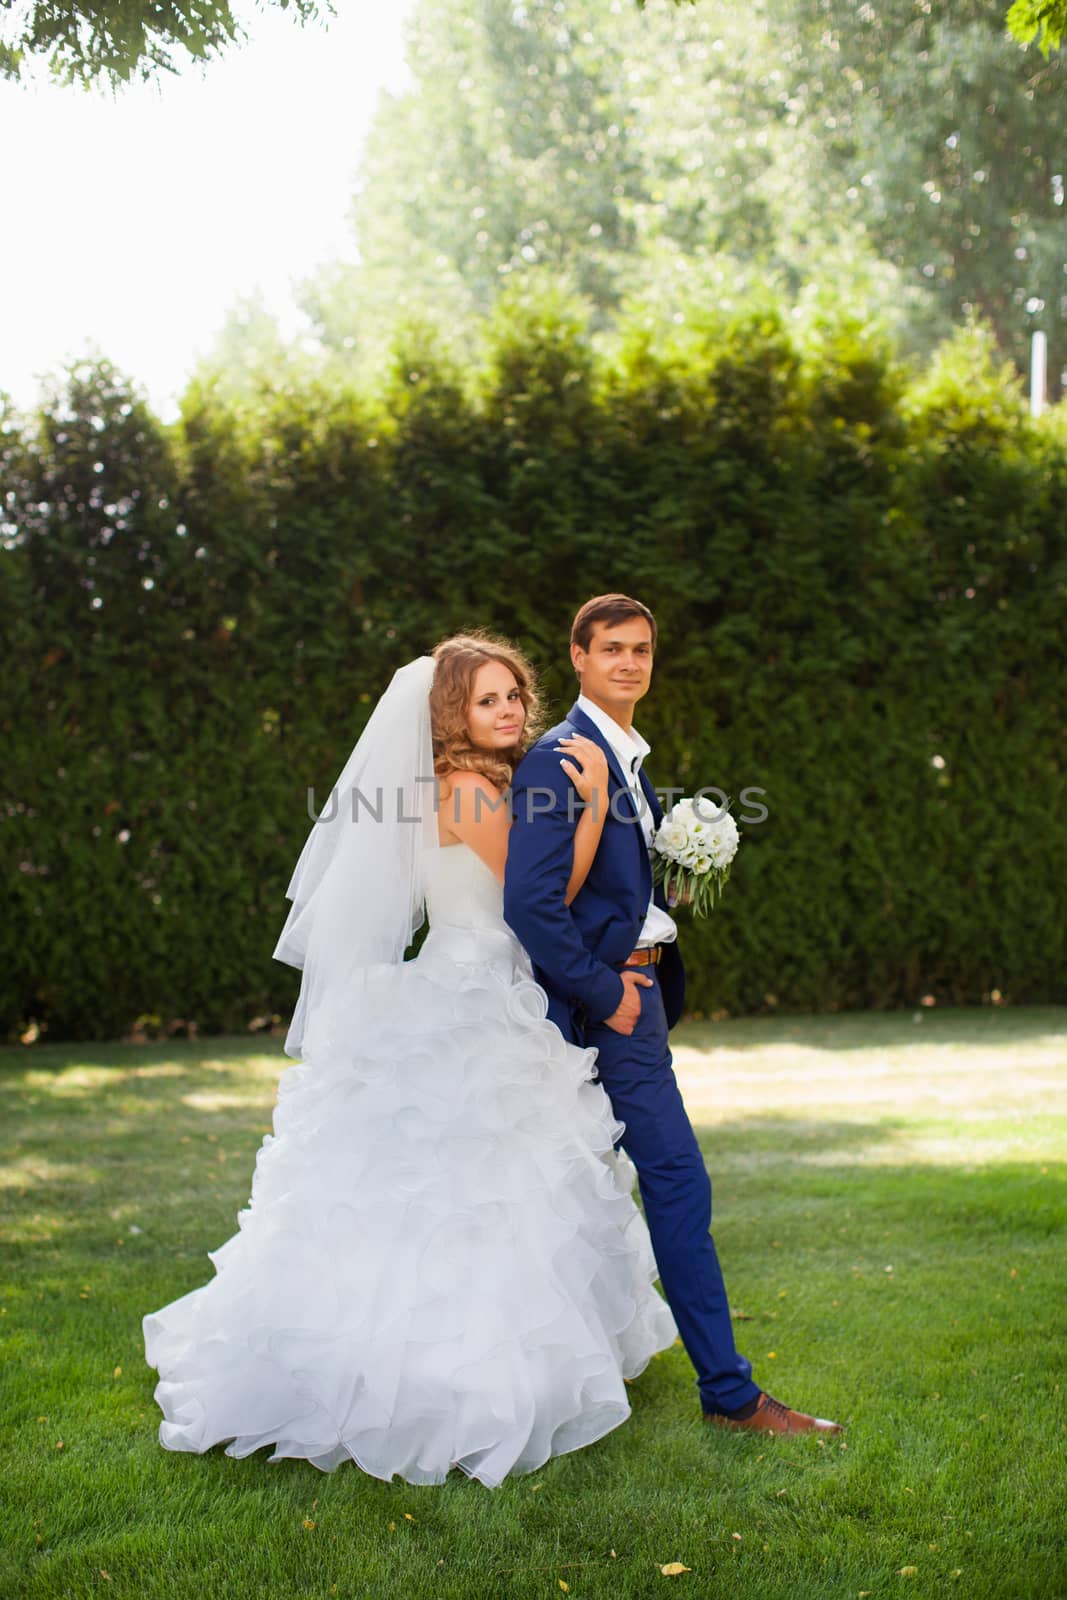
[787,0,1066,394]
[4,300,1066,1042]
[0,0,699,85]
[1007,0,1066,56]
[0,0,327,85]
[298,0,1065,400]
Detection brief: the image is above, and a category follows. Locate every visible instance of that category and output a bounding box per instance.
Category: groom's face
[571,617,654,717]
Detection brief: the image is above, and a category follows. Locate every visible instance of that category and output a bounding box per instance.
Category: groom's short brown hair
[570,593,657,653]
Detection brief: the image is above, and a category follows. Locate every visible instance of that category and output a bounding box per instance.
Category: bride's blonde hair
[430,632,543,791]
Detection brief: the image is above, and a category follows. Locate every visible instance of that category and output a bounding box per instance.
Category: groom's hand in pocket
[603,970,654,1036]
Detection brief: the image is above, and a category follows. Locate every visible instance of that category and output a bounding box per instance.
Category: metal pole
[1030,330,1047,418]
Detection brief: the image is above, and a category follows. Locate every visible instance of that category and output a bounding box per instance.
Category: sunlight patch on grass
[195,1056,282,1078]
[2,1011,1066,1600]
[1,1207,66,1244]
[180,1089,273,1112]
[796,1126,1067,1168]
[673,1037,1067,1124]
[0,1154,95,1193]
[20,1062,192,1096]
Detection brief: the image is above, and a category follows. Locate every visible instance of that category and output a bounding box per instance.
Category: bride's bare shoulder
[437,769,504,844]
[439,769,503,798]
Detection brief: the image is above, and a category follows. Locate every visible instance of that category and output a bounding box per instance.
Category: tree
[1007,0,1066,56]
[0,0,696,87]
[0,0,327,86]
[300,0,910,390]
[300,0,646,369]
[301,0,1065,398]
[786,0,1066,391]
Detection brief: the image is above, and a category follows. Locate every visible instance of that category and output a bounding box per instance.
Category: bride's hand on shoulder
[556,735,608,805]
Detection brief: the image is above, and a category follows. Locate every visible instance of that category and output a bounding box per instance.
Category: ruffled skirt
[143,925,677,1487]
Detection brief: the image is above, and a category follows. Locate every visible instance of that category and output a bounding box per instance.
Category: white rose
[656,820,689,857]
[705,815,739,867]
[694,795,728,824]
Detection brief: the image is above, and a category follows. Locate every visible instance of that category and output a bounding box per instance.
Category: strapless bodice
[418,842,529,981]
[422,842,511,936]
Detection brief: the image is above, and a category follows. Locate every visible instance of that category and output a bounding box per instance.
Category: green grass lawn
[2,1007,1065,1600]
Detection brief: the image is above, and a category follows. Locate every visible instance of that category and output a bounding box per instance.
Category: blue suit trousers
[586,969,759,1415]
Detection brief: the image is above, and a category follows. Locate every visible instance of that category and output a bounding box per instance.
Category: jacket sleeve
[504,745,625,1023]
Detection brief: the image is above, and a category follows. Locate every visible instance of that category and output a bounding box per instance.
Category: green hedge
[3,297,1065,1044]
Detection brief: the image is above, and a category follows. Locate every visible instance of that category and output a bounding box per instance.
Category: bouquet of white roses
[652,795,739,918]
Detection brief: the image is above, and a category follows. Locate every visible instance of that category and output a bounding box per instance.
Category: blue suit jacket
[503,702,686,1044]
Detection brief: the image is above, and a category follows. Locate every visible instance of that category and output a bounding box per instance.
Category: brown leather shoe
[705,1392,843,1436]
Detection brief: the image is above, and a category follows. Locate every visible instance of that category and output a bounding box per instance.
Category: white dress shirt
[576,693,678,948]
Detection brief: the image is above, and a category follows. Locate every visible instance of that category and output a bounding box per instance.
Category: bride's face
[466,660,526,753]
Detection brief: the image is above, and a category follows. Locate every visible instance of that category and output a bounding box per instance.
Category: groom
[503,593,842,1436]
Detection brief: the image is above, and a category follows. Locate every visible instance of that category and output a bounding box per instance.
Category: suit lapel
[638,765,663,831]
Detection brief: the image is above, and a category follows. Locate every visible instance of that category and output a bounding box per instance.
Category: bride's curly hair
[430,631,544,791]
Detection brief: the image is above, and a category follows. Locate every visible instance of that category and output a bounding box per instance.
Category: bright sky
[0,1,416,420]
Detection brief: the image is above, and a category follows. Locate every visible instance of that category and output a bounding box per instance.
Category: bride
[142,632,677,1488]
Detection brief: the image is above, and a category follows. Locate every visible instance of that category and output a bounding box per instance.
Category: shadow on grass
[5,1004,1067,1083]
[3,1036,1066,1600]
[3,1027,1064,1274]
[3,1025,1065,1209]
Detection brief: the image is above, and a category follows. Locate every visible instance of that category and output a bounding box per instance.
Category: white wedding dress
[143,842,677,1487]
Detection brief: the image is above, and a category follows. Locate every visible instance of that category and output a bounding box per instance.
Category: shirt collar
[576,692,651,777]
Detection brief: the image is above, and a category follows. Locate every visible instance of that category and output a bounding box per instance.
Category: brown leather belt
[622,945,662,968]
